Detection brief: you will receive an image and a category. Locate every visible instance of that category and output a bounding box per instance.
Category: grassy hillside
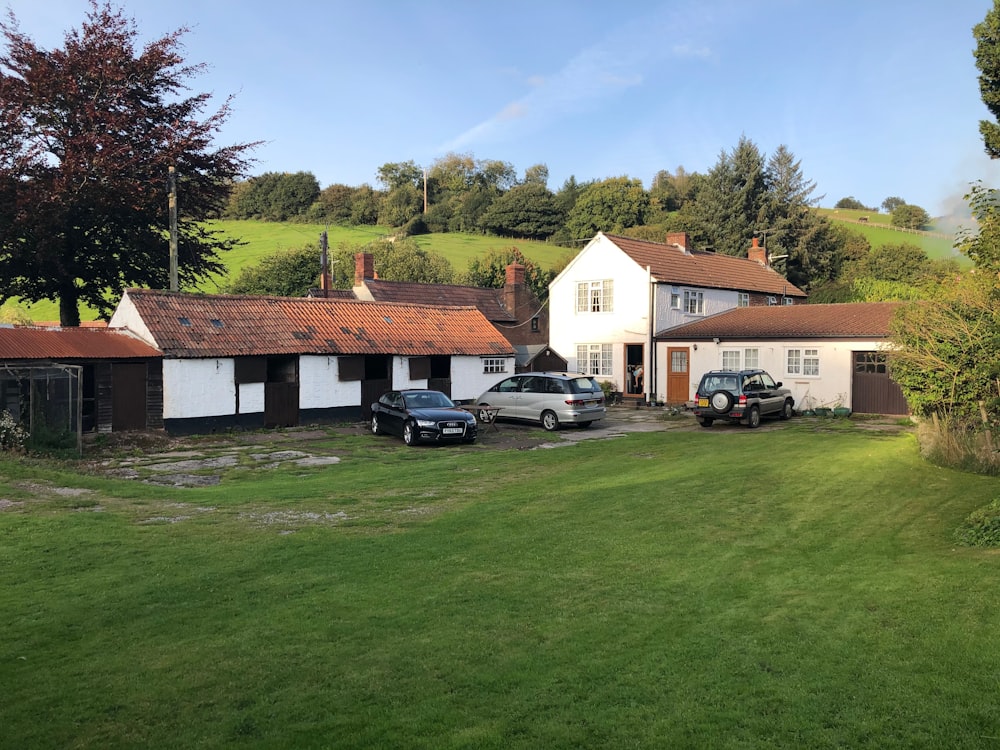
[2,222,573,322]
[816,208,965,263]
[2,211,967,323]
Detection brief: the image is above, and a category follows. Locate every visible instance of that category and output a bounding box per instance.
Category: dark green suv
[692,369,794,428]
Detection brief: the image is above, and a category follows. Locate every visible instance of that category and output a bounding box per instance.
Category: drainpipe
[647,265,654,405]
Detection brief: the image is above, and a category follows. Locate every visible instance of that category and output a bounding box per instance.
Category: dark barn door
[264,355,299,428]
[112,362,147,431]
[360,355,391,418]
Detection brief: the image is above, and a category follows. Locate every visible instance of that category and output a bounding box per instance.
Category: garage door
[852,352,908,415]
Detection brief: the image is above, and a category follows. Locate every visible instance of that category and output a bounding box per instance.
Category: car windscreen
[404,392,454,409]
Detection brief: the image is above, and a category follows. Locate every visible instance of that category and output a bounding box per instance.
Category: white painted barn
[109,289,515,433]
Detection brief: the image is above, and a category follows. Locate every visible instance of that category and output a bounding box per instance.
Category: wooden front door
[666,347,690,405]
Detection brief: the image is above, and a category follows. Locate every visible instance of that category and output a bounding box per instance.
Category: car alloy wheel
[780,400,793,420]
[371,414,380,434]
[746,406,761,428]
[541,410,559,431]
[403,421,417,445]
[478,407,495,423]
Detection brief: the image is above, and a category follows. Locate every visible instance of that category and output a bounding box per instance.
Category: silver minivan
[475,372,606,431]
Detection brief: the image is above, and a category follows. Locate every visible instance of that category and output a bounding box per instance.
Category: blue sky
[5,0,1000,218]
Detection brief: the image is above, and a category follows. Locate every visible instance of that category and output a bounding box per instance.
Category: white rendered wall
[163,358,235,419]
[300,355,359,409]
[450,356,514,401]
[679,339,888,411]
[549,235,650,386]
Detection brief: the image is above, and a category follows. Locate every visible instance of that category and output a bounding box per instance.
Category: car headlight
[416,419,436,428]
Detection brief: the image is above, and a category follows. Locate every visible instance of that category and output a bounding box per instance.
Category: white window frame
[720,347,759,370]
[482,357,507,374]
[576,343,613,377]
[786,347,820,377]
[576,280,613,313]
[737,292,749,307]
[683,290,704,315]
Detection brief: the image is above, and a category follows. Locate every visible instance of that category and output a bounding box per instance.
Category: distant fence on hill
[838,217,953,240]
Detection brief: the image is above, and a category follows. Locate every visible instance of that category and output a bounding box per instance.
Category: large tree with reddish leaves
[0,1,258,325]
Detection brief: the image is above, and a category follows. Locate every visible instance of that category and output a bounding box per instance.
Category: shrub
[955,498,1000,547]
[0,410,27,453]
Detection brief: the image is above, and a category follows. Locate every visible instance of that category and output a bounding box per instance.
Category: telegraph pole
[168,166,179,292]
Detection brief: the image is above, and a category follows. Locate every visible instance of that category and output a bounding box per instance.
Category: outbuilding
[109,289,516,433]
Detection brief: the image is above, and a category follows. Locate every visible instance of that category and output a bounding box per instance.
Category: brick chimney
[748,237,767,266]
[352,252,376,301]
[666,232,690,252]
[504,262,525,313]
[354,252,375,285]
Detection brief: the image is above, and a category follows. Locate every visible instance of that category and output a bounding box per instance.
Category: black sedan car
[370,389,477,446]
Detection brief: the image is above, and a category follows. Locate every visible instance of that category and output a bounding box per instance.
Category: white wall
[300,355,359,409]
[108,292,156,346]
[163,359,235,419]
[450,356,514,401]
[677,338,889,411]
[549,235,651,390]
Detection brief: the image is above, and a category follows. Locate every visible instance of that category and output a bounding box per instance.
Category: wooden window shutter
[409,357,431,380]
[338,356,364,381]
[234,356,266,384]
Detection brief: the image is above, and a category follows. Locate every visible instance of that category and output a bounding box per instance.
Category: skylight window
[210,319,224,328]
[178,317,191,326]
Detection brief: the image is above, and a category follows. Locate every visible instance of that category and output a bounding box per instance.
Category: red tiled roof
[605,234,808,297]
[657,302,902,339]
[0,325,161,360]
[361,280,516,322]
[122,289,515,358]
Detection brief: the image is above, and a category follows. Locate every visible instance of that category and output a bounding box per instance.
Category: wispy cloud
[438,2,714,154]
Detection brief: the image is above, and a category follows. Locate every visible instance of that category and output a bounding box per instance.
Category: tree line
[224,138,956,305]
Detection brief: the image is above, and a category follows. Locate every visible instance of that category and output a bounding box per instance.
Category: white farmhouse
[548,232,806,404]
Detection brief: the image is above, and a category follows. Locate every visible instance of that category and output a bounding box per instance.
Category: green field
[2,213,965,323]
[2,420,998,747]
[817,208,965,263]
[2,221,571,322]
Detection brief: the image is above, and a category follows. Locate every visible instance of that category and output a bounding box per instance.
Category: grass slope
[3,222,571,322]
[3,211,966,323]
[2,422,998,748]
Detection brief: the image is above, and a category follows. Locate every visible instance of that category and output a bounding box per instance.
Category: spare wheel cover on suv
[709,389,734,414]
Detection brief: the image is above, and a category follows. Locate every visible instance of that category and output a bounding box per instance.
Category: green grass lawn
[2,421,998,748]
[817,208,965,263]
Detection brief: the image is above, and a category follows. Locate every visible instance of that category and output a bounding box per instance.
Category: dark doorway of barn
[360,355,391,418]
[264,355,299,428]
[427,355,452,397]
[112,362,148,431]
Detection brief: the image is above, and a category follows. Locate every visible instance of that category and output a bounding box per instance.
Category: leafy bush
[0,410,27,453]
[955,498,1000,547]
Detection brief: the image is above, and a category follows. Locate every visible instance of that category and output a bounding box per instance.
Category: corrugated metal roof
[606,234,808,297]
[656,302,901,340]
[0,325,161,360]
[124,289,516,358]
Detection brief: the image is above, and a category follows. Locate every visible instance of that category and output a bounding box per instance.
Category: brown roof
[605,234,807,297]
[360,280,516,322]
[656,302,902,340]
[122,289,515,358]
[0,325,161,360]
